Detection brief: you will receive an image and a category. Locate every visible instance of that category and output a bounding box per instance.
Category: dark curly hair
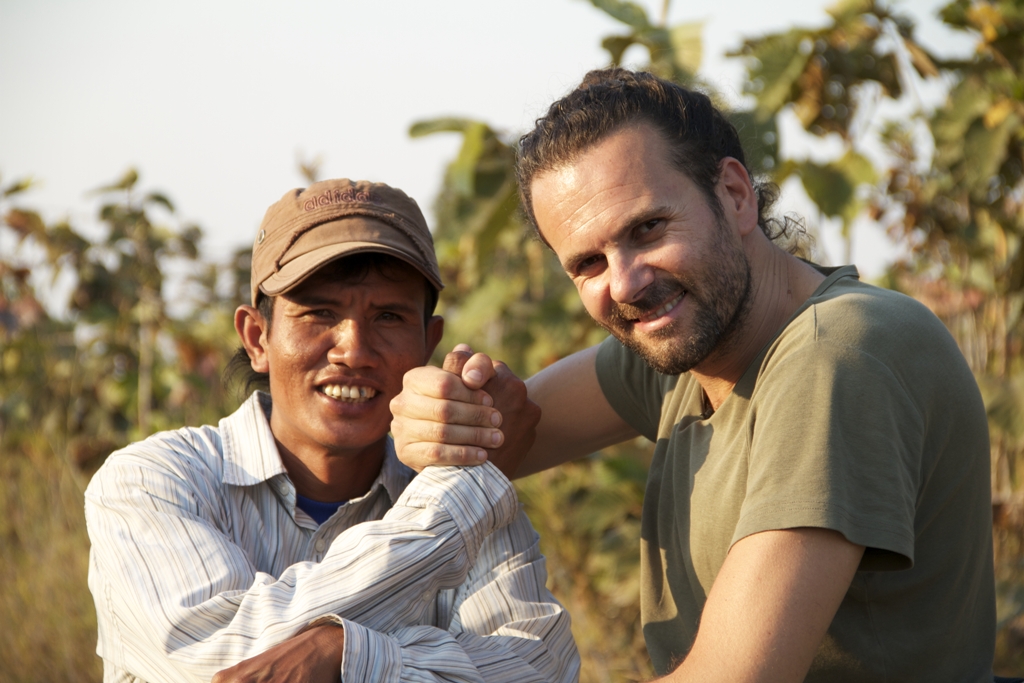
[516,67,800,246]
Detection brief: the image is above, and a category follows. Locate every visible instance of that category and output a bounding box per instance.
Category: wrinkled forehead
[530,125,678,247]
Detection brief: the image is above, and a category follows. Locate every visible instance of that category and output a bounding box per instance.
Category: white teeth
[321,384,377,403]
[642,293,684,322]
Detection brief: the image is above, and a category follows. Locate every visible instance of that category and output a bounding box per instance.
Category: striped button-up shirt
[85,392,579,683]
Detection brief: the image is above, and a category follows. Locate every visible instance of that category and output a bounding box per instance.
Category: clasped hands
[390,344,540,480]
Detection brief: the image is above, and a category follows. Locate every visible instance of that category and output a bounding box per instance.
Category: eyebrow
[286,292,421,315]
[561,203,672,274]
[285,292,338,307]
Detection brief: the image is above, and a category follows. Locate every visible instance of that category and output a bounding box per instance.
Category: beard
[599,226,752,375]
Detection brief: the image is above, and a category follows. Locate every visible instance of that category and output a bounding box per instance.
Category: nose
[607,250,653,305]
[326,320,377,368]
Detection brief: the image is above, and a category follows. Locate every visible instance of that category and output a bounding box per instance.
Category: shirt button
[314,539,326,552]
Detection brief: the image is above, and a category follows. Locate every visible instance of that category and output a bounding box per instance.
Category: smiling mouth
[637,292,684,323]
[320,384,377,403]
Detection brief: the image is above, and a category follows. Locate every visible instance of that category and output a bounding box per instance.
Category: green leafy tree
[731,0,938,261]
[0,171,247,682]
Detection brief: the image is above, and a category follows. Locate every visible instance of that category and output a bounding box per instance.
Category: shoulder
[749,275,987,464]
[768,276,970,391]
[85,423,226,505]
[798,276,952,350]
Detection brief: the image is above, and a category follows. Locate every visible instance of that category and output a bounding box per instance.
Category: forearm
[87,459,518,682]
[659,528,864,683]
[520,345,637,477]
[337,511,579,683]
[335,620,577,683]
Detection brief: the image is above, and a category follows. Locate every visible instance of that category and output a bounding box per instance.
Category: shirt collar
[220,391,288,487]
[219,391,415,505]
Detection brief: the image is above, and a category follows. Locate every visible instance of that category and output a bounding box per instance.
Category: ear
[716,157,759,238]
[424,315,445,362]
[234,305,271,374]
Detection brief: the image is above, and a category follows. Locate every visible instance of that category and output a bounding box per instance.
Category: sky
[1,0,972,281]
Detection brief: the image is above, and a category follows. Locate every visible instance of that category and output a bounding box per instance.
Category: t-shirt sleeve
[594,336,678,442]
[734,337,924,570]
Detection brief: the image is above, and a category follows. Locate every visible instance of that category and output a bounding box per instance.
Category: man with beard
[390,68,1000,681]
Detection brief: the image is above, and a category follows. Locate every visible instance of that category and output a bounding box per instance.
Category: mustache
[606,279,685,325]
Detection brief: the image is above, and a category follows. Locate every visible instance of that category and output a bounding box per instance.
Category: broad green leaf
[816,150,879,225]
[960,112,1017,195]
[447,122,490,197]
[726,110,779,175]
[586,0,651,30]
[3,177,34,198]
[668,21,703,75]
[939,0,971,29]
[833,149,877,186]
[798,161,856,219]
[601,34,635,65]
[636,27,672,64]
[825,0,873,24]
[735,30,813,119]
[408,117,478,138]
[92,168,139,194]
[932,77,991,148]
[145,192,175,213]
[45,223,91,265]
[772,159,801,185]
[464,180,520,275]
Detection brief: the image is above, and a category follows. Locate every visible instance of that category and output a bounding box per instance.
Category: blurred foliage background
[2,0,1023,680]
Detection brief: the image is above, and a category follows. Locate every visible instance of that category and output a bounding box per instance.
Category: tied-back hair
[516,67,803,247]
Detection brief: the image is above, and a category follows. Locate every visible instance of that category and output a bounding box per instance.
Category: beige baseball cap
[249,178,443,305]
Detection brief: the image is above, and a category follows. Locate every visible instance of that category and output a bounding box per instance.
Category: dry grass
[0,444,102,682]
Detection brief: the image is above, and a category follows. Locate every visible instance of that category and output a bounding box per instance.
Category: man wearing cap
[84,179,579,683]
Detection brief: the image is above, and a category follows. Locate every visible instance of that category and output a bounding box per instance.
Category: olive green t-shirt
[596,266,995,681]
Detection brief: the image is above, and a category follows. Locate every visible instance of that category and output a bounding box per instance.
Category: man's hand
[211,623,344,683]
[391,344,540,480]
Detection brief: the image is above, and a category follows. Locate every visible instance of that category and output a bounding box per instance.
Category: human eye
[301,307,334,321]
[570,253,606,278]
[376,308,411,324]
[635,218,664,240]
